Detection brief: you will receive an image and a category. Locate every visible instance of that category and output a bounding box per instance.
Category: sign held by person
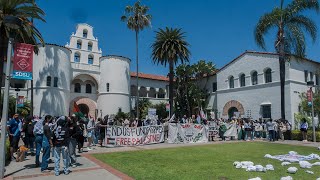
[105,125,164,147]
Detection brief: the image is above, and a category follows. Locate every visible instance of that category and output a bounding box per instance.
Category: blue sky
[36,0,320,76]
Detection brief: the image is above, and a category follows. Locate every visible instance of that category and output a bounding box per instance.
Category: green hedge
[291,130,320,142]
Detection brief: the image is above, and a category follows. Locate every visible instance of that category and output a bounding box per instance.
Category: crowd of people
[2,112,310,176]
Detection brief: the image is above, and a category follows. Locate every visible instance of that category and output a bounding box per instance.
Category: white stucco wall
[98,56,131,115]
[31,45,71,116]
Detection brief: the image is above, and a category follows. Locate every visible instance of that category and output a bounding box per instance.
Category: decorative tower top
[66,23,102,65]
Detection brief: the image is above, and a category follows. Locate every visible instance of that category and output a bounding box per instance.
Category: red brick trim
[82,154,134,180]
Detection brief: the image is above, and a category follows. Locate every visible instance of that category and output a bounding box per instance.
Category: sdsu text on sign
[12,43,34,80]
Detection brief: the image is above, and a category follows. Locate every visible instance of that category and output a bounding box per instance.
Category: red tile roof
[130,72,169,81]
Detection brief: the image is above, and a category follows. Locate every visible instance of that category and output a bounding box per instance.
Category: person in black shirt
[99,115,108,147]
[53,116,70,176]
[22,116,35,156]
[68,116,80,168]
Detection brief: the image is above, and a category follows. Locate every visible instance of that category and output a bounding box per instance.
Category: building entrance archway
[222,100,244,119]
[70,97,97,118]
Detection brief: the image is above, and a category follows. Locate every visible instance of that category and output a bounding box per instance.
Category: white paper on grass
[236,164,242,169]
[312,162,320,166]
[280,176,293,180]
[281,162,291,166]
[305,170,314,174]
[288,151,298,155]
[246,165,257,172]
[248,177,261,180]
[299,161,312,168]
[241,161,254,167]
[287,167,298,174]
[255,165,265,172]
[316,178,320,180]
[265,164,274,171]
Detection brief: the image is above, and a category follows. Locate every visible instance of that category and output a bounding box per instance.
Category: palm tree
[151,27,191,117]
[121,0,151,119]
[0,0,45,114]
[254,0,319,120]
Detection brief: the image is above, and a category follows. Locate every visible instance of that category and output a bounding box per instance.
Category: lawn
[93,142,320,180]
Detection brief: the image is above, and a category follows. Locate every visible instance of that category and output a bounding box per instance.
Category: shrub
[291,130,320,142]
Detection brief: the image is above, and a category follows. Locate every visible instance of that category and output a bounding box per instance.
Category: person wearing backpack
[53,116,70,176]
[22,116,35,156]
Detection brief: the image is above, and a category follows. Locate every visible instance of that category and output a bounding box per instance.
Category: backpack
[27,122,35,135]
[33,119,44,135]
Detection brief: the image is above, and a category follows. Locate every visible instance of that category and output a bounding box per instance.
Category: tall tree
[254,0,319,120]
[121,0,152,119]
[151,27,191,117]
[175,60,216,117]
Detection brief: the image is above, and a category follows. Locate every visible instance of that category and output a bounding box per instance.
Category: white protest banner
[168,123,208,144]
[105,125,164,147]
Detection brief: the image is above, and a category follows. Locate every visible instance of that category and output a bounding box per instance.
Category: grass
[93,142,320,180]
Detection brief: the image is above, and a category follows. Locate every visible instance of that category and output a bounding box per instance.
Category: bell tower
[66,23,102,65]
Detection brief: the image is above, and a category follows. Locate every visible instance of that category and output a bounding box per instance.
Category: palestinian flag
[73,102,85,118]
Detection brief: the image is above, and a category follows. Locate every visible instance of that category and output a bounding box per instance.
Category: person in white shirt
[266,119,275,141]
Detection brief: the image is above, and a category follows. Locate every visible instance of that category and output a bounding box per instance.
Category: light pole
[0,15,22,179]
[307,81,316,142]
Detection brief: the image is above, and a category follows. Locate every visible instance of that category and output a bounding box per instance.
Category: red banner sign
[12,43,34,80]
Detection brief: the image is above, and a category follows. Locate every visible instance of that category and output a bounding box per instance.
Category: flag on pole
[200,107,207,119]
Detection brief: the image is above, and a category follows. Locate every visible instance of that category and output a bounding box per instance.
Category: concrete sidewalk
[3,140,319,180]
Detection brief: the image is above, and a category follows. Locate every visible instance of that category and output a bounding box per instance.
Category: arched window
[229,76,234,89]
[88,54,94,64]
[149,87,156,98]
[139,86,147,97]
[86,84,92,93]
[131,85,137,96]
[265,68,272,83]
[74,52,80,63]
[88,42,93,51]
[158,88,166,98]
[74,83,81,93]
[240,74,246,87]
[53,77,58,87]
[251,71,258,85]
[46,76,51,86]
[77,40,82,49]
[83,29,88,38]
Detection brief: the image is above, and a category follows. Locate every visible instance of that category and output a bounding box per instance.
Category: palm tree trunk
[279,53,286,120]
[169,60,174,117]
[135,30,139,119]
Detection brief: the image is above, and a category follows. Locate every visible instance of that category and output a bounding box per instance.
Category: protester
[77,120,85,153]
[266,119,275,142]
[41,115,53,173]
[22,116,35,156]
[33,116,45,167]
[300,118,308,142]
[68,116,80,168]
[52,116,70,176]
[98,115,108,147]
[86,117,95,151]
[7,114,22,161]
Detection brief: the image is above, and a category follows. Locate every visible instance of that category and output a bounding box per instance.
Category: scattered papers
[312,162,320,166]
[281,162,291,166]
[248,177,261,180]
[287,167,298,174]
[299,161,312,169]
[265,164,274,171]
[305,170,314,174]
[280,176,293,180]
[264,151,320,162]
